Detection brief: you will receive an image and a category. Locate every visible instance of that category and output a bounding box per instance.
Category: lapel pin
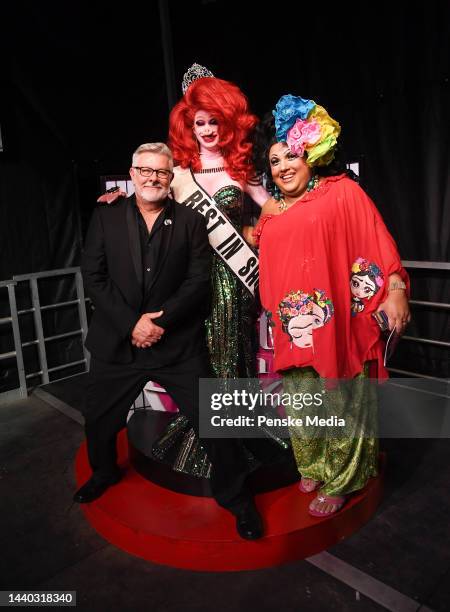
[164,219,172,226]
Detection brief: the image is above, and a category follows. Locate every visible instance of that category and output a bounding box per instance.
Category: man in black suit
[75,142,263,539]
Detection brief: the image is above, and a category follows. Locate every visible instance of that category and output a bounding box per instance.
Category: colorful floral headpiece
[351,257,384,290]
[277,289,334,331]
[272,94,341,166]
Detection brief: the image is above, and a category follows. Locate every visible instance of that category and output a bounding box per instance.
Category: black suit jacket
[81,195,211,366]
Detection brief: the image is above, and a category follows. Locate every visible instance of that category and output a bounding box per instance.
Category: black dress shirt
[135,202,169,295]
[133,201,170,365]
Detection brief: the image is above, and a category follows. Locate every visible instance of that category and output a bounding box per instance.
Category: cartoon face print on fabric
[350,257,384,316]
[277,289,334,349]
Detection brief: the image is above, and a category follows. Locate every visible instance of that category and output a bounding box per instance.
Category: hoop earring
[306,174,319,192]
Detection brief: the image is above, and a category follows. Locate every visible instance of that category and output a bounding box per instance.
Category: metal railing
[387,260,449,381]
[0,279,27,401]
[0,268,90,401]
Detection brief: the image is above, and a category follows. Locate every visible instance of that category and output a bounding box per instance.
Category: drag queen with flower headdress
[253,94,410,517]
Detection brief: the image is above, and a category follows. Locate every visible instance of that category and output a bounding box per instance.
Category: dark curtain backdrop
[1,1,449,382]
[0,73,81,280]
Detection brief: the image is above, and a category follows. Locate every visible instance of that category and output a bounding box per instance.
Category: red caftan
[255,175,409,380]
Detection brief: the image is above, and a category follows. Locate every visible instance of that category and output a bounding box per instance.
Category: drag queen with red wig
[153,66,285,478]
[168,64,269,379]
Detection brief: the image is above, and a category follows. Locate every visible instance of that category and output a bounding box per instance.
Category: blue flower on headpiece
[273,94,315,141]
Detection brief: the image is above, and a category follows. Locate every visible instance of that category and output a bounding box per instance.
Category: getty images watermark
[209,388,337,428]
[199,378,363,440]
[198,377,450,439]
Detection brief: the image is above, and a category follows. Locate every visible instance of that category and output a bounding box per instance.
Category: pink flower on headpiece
[286,118,322,157]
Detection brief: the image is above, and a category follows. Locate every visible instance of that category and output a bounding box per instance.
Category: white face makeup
[130,152,173,205]
[287,303,325,348]
[193,110,220,151]
[350,274,376,299]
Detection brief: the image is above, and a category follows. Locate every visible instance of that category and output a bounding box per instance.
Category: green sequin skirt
[206,254,257,379]
[281,364,379,496]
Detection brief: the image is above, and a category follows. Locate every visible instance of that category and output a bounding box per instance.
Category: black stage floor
[1,374,449,611]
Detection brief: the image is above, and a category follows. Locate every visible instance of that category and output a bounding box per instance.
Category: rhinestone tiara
[181,63,214,94]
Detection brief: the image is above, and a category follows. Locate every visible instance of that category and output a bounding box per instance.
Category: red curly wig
[168,77,258,184]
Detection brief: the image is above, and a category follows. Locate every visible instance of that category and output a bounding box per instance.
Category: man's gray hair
[132,143,173,169]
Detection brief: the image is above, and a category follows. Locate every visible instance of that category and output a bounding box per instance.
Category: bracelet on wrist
[388,281,406,291]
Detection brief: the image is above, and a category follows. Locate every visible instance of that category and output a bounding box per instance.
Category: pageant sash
[172,168,259,297]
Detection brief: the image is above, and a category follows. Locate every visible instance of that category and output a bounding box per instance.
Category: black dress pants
[83,352,252,512]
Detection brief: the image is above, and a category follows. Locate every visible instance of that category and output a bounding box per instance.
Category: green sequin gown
[205,185,257,378]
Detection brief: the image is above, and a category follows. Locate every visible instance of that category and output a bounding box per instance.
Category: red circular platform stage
[75,429,384,572]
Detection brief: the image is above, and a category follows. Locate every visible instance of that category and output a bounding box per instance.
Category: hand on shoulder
[97,190,126,205]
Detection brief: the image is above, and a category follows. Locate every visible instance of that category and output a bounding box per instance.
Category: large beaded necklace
[278,174,320,213]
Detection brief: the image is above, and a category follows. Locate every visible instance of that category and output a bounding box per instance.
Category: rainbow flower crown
[273,94,341,166]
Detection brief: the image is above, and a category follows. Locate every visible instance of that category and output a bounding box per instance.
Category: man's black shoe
[235,501,264,540]
[73,471,122,503]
